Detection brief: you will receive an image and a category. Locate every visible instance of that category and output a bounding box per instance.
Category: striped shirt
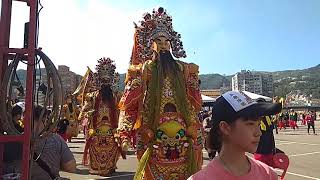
[31,134,74,180]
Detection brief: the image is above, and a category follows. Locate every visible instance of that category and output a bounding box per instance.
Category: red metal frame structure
[0,0,38,179]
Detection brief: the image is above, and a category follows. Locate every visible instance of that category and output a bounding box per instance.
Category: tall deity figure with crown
[61,93,80,142]
[76,57,124,176]
[118,7,203,180]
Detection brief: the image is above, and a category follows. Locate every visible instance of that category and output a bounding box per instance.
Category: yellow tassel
[88,129,94,136]
[266,116,272,126]
[18,119,24,128]
[260,120,266,131]
[133,116,142,129]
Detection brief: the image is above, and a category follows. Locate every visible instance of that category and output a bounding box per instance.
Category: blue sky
[3,0,320,75]
[97,0,320,75]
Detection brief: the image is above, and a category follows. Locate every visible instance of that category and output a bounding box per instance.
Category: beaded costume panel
[84,92,120,176]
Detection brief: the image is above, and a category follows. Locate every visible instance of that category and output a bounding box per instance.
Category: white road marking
[285,171,320,180]
[294,142,320,146]
[275,140,320,146]
[289,151,320,157]
[276,142,297,145]
[126,155,138,158]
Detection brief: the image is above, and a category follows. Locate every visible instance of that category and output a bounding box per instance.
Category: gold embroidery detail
[160,77,178,114]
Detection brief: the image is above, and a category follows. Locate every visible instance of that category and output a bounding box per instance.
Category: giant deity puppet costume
[61,93,80,142]
[77,57,125,176]
[118,7,203,180]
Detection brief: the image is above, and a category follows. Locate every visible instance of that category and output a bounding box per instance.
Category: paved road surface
[60,125,320,180]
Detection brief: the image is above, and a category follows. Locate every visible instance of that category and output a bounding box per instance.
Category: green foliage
[273,64,320,98]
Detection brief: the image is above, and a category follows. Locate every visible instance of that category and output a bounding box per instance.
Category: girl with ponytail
[189,91,282,180]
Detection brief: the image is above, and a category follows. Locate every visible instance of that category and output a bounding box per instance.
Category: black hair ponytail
[207,120,222,152]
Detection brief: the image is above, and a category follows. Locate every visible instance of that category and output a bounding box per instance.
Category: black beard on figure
[158,50,179,76]
[100,84,113,104]
[68,103,73,113]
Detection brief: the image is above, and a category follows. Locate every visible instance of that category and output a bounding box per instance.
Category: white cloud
[8,0,143,75]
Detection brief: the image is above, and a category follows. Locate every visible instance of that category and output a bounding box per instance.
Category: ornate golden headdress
[130,7,186,65]
[94,57,119,91]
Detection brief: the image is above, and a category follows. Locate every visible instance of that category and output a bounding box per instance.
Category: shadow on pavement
[68,140,85,143]
[73,137,85,140]
[75,168,90,175]
[98,172,135,180]
[126,150,136,155]
[72,170,135,180]
[71,151,84,155]
[68,146,80,149]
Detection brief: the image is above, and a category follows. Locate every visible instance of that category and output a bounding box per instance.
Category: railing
[0,0,38,179]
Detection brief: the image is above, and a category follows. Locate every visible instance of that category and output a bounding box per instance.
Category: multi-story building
[232,70,273,97]
[261,74,274,98]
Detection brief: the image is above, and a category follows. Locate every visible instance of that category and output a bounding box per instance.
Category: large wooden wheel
[0,49,63,136]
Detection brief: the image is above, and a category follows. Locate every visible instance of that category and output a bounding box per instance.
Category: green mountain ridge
[14,64,320,98]
[199,64,320,98]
